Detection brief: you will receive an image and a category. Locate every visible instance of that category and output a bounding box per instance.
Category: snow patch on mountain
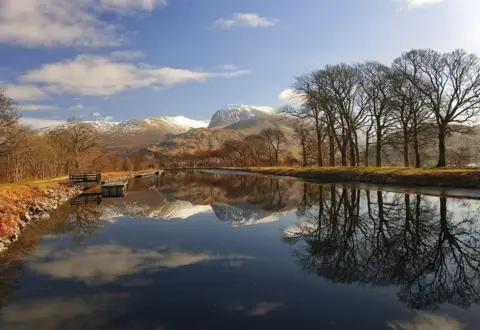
[208,104,277,128]
[145,116,210,131]
[211,203,283,226]
[149,201,213,220]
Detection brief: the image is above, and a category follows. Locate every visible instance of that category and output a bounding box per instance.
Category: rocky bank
[0,186,82,252]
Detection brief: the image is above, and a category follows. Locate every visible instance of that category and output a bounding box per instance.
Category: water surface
[1,170,480,329]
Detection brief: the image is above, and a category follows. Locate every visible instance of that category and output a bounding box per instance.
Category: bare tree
[358,61,396,167]
[245,134,266,166]
[292,121,316,166]
[393,49,480,167]
[0,88,21,158]
[49,118,105,172]
[321,64,365,166]
[224,140,250,167]
[260,128,287,166]
[389,70,432,167]
[286,77,327,166]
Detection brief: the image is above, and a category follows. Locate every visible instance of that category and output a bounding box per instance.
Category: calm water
[1,170,480,330]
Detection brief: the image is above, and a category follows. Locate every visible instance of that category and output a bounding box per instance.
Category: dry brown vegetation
[221,166,480,189]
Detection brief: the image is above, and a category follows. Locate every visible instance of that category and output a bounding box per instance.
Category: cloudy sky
[1,0,479,127]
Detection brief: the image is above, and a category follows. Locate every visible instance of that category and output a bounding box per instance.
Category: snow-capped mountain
[149,200,213,220]
[208,104,277,128]
[143,116,209,132]
[211,203,283,226]
[83,116,209,134]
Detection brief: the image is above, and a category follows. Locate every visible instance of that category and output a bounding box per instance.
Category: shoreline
[194,166,480,189]
[0,170,161,252]
[0,186,83,252]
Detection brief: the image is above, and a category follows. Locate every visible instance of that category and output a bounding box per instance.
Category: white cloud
[388,312,464,330]
[103,116,114,121]
[93,112,102,117]
[279,88,306,104]
[396,0,445,10]
[279,88,296,101]
[0,294,127,330]
[0,0,166,48]
[2,84,49,101]
[232,301,284,316]
[99,0,167,12]
[217,64,238,71]
[214,13,278,29]
[393,0,480,53]
[69,104,85,110]
[18,104,58,111]
[20,117,66,129]
[29,244,254,284]
[20,53,250,96]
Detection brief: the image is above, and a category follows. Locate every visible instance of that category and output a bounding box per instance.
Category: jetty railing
[69,173,102,184]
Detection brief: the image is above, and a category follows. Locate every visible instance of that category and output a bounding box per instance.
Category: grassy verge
[218,166,480,189]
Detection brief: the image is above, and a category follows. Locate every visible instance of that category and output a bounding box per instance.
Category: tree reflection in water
[284,185,480,310]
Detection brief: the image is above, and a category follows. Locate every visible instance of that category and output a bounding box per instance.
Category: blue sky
[1,0,479,127]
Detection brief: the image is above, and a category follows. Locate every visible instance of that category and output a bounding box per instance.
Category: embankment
[0,170,161,252]
[214,167,480,189]
[0,185,82,252]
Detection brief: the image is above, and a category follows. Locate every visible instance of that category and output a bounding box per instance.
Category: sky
[1,0,479,128]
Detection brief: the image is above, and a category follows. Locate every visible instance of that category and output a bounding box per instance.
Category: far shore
[185,166,480,190]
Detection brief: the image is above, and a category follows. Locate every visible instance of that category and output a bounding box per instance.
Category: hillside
[150,115,298,154]
[208,105,276,128]
[103,116,209,154]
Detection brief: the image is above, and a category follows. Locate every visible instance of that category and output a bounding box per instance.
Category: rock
[39,213,50,220]
[18,220,27,229]
[21,212,32,223]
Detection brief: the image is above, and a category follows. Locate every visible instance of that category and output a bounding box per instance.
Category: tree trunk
[302,143,307,167]
[376,130,382,167]
[316,131,323,167]
[412,123,421,168]
[341,134,348,166]
[354,132,360,167]
[329,133,335,167]
[349,131,356,166]
[437,124,447,167]
[365,135,370,167]
[341,148,347,166]
[403,128,409,167]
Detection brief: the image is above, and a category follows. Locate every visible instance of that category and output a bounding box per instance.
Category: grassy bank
[218,166,480,189]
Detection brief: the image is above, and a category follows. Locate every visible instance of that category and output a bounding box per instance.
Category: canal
[1,170,479,329]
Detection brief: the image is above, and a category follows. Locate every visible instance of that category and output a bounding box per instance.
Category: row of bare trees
[0,88,154,182]
[155,128,294,168]
[284,48,480,168]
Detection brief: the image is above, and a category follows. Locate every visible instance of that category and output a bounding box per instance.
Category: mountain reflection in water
[0,170,480,330]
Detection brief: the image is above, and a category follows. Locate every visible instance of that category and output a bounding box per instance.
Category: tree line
[156,48,480,169]
[0,88,153,183]
[154,127,299,168]
[286,184,480,309]
[284,48,480,168]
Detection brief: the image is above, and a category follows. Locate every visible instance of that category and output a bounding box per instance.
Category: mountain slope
[208,105,276,128]
[152,115,297,154]
[103,116,209,154]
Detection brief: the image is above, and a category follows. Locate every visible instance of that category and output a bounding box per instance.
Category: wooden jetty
[135,170,162,178]
[69,173,102,185]
[102,181,128,197]
[70,194,103,206]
